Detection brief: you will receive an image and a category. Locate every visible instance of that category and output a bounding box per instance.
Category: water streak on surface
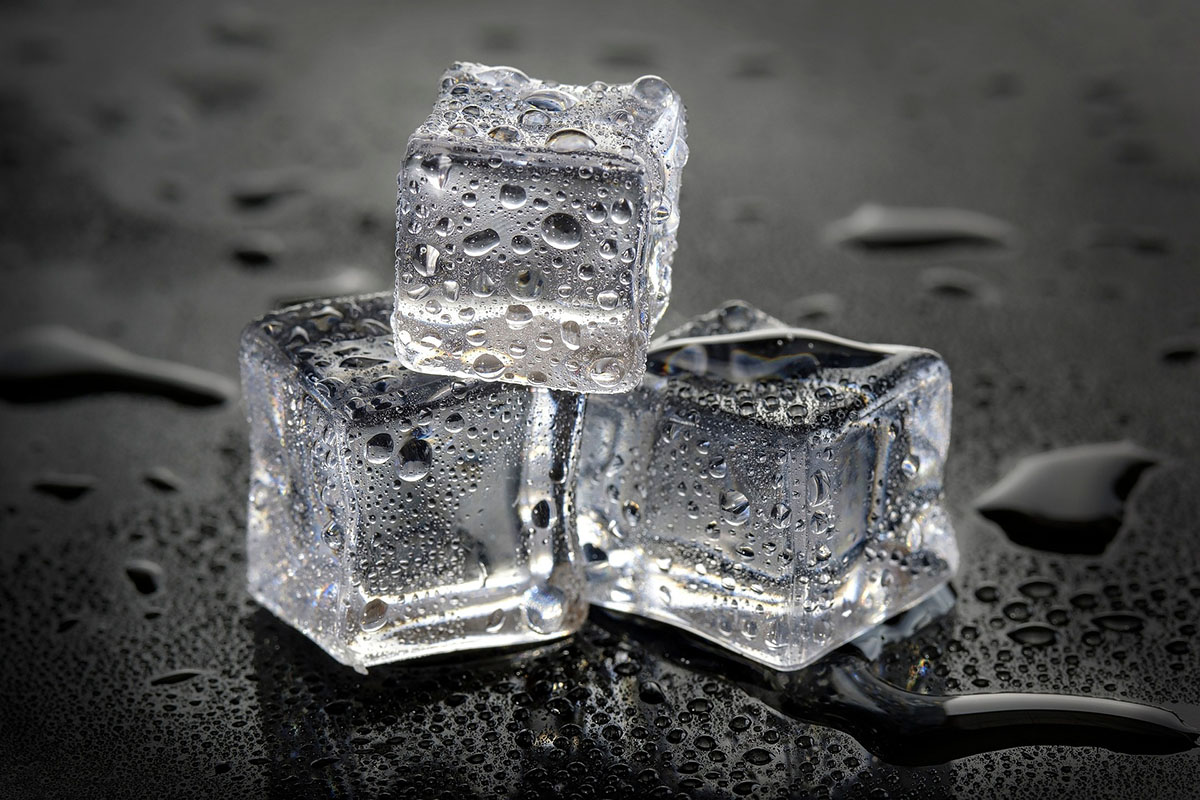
[0,327,236,406]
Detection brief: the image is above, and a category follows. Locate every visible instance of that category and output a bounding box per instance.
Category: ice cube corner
[392,62,688,394]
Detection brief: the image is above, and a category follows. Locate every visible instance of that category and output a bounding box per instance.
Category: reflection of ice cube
[240,293,586,670]
[392,62,688,393]
[577,301,957,670]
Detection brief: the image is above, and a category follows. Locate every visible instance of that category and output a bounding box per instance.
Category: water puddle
[974,441,1160,554]
[0,326,235,406]
[32,471,96,501]
[825,204,1016,253]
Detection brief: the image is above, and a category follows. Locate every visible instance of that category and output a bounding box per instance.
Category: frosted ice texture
[392,62,688,393]
[241,293,587,670]
[577,302,958,670]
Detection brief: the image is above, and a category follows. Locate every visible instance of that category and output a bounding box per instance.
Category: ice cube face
[577,302,958,670]
[241,293,587,670]
[392,62,688,393]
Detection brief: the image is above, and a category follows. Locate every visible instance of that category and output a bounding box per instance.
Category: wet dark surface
[1,1,1199,797]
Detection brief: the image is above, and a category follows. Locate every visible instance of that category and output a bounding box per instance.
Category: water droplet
[597,290,620,310]
[561,320,582,350]
[1007,624,1057,647]
[473,353,505,378]
[364,432,394,464]
[125,560,163,595]
[523,584,567,634]
[499,183,527,209]
[519,109,549,130]
[807,470,830,505]
[511,234,533,254]
[487,125,518,143]
[448,122,476,138]
[485,608,505,632]
[585,201,607,223]
[1093,614,1145,633]
[361,598,388,631]
[530,499,552,529]
[611,198,633,224]
[632,75,674,106]
[769,503,791,528]
[588,356,624,387]
[523,88,577,112]
[546,128,596,153]
[541,213,582,249]
[463,228,501,256]
[396,438,432,482]
[720,490,751,525]
[505,304,534,329]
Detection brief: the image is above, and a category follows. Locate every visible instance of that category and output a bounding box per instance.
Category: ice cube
[577,301,957,670]
[240,293,587,669]
[392,62,688,393]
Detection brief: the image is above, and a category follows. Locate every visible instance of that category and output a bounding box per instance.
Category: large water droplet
[361,598,388,631]
[519,109,549,130]
[720,490,751,525]
[611,198,633,224]
[364,432,394,464]
[541,213,582,250]
[523,584,567,634]
[561,320,582,350]
[412,243,439,277]
[506,304,533,329]
[463,229,501,256]
[396,438,432,482]
[499,184,527,209]
[546,128,596,153]
[473,353,505,378]
[588,356,624,387]
[523,88,577,112]
[632,75,674,106]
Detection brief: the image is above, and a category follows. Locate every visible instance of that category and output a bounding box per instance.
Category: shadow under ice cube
[241,293,586,670]
[577,302,958,670]
[392,62,688,393]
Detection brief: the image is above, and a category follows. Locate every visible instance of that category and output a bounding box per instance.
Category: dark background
[1,1,1198,797]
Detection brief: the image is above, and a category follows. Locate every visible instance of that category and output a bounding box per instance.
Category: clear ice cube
[392,62,688,393]
[577,302,958,670]
[240,293,587,670]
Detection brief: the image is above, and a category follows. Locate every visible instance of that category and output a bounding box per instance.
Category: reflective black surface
[1,1,1198,797]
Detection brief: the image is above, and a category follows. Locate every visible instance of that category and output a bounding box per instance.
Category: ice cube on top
[577,301,958,670]
[392,62,688,393]
[241,293,587,669]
